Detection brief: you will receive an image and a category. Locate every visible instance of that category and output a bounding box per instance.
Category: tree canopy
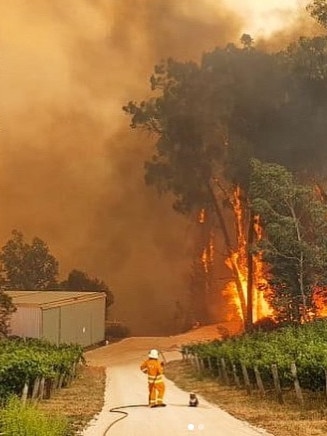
[0,291,16,337]
[124,21,327,327]
[60,269,114,307]
[0,230,59,290]
[123,40,287,214]
[0,230,114,305]
[124,30,327,209]
[249,159,327,323]
[307,0,327,28]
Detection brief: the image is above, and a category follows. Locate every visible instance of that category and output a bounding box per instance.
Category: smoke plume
[0,0,317,334]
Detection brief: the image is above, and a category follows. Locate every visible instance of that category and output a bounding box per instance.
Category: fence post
[207,357,213,374]
[254,366,265,397]
[271,364,284,404]
[199,357,205,373]
[221,358,230,385]
[58,372,65,389]
[44,379,52,399]
[194,354,201,373]
[241,363,251,395]
[53,373,60,390]
[216,357,222,380]
[31,377,40,401]
[72,362,77,378]
[232,363,241,388]
[290,362,304,405]
[21,382,29,405]
[39,377,45,399]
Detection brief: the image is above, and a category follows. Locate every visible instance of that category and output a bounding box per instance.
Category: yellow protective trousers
[140,358,166,406]
[148,381,165,406]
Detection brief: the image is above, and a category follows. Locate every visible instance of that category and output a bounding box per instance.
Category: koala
[189,392,199,407]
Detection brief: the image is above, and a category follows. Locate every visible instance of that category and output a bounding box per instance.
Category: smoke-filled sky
[0,0,316,334]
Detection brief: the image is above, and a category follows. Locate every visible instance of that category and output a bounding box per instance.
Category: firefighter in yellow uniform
[140,349,166,408]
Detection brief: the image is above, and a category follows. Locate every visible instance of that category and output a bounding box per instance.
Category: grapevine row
[181,320,327,392]
[0,337,84,401]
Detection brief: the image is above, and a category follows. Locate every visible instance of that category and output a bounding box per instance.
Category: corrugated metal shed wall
[42,307,60,344]
[59,299,105,346]
[7,291,106,346]
[9,307,41,338]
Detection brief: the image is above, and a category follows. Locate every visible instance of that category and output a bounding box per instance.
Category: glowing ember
[199,209,205,224]
[201,236,214,275]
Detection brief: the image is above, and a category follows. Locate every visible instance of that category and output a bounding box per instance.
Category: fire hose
[101,349,167,436]
[102,404,148,436]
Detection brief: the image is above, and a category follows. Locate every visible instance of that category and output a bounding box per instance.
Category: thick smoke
[0,0,315,334]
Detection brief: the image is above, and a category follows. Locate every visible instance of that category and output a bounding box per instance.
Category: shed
[5,290,106,347]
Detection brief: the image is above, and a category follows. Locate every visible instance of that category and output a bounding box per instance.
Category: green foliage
[0,396,70,436]
[249,159,327,323]
[183,320,327,390]
[0,337,84,400]
[0,230,59,290]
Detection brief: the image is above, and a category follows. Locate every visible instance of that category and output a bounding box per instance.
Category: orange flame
[312,286,327,318]
[224,187,273,323]
[199,209,214,274]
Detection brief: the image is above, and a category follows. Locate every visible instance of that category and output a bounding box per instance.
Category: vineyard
[182,320,327,403]
[0,337,84,402]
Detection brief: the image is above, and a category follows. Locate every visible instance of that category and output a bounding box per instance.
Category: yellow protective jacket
[140,358,164,384]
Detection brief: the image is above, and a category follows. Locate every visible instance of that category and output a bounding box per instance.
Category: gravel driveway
[81,327,273,436]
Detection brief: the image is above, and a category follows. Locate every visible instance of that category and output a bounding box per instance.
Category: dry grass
[38,364,106,435]
[34,356,327,435]
[164,360,327,436]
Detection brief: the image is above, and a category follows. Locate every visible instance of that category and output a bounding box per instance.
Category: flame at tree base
[221,188,273,326]
[198,186,274,329]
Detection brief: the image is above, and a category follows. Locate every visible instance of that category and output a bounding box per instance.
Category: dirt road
[81,326,273,436]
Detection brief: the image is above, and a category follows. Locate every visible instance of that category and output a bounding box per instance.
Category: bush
[0,396,71,436]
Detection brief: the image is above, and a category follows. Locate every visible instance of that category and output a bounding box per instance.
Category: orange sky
[0,0,318,334]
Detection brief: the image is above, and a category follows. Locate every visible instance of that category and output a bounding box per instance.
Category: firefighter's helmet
[148,349,159,359]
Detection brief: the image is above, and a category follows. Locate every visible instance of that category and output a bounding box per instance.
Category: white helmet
[148,349,159,359]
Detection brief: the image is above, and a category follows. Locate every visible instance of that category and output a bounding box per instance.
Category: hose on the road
[103,404,148,436]
[102,349,172,435]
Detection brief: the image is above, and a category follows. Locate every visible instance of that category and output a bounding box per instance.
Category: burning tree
[249,159,327,324]
[124,24,327,330]
[123,40,283,329]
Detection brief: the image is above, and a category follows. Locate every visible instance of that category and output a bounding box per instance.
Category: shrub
[0,396,71,436]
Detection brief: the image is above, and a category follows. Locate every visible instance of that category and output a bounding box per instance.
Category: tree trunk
[208,182,247,324]
[290,204,307,321]
[246,212,254,330]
